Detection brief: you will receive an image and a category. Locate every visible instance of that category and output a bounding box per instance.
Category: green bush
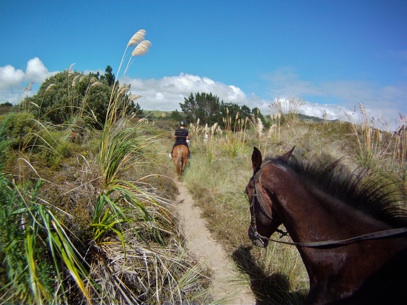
[0,112,37,150]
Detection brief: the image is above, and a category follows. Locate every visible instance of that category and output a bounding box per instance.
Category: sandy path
[175,181,256,305]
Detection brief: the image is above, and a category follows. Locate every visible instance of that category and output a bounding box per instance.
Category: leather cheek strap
[254,177,274,221]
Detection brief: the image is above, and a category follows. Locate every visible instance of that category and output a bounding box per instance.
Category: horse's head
[246,147,294,248]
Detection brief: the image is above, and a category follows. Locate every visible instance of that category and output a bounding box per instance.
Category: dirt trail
[175,181,256,305]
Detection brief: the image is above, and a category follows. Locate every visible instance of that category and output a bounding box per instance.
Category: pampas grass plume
[118,84,130,96]
[90,82,103,88]
[256,118,264,136]
[30,102,40,108]
[68,63,75,74]
[72,75,81,87]
[131,40,152,56]
[128,93,141,101]
[45,84,55,93]
[128,29,146,46]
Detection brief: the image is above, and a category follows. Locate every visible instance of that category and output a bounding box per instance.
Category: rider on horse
[170,121,191,159]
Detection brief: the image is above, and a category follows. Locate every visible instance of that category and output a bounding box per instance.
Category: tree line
[17,66,267,130]
[170,92,269,130]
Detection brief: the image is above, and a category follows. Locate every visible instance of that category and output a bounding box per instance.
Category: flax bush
[1,29,211,305]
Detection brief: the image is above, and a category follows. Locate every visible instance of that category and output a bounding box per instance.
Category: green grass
[0,175,91,304]
[0,30,212,305]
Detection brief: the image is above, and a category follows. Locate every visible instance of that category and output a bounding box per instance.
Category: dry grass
[180,140,308,304]
[2,104,406,304]
[177,109,407,304]
[345,103,407,173]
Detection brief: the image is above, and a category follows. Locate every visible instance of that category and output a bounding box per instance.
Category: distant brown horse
[173,144,189,177]
[246,147,407,305]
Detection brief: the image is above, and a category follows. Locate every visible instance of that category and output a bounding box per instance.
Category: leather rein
[250,162,407,248]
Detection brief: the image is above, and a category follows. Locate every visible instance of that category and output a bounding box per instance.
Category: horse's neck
[268,174,407,304]
[266,169,390,240]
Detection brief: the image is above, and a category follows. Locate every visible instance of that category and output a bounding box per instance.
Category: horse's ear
[281,146,295,161]
[252,147,263,173]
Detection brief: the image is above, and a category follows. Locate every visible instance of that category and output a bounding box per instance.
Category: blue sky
[1,0,406,129]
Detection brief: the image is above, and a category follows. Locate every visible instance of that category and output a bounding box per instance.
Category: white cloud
[120,71,405,130]
[25,57,51,83]
[0,58,55,104]
[263,67,407,129]
[1,59,405,130]
[124,73,248,111]
[0,65,25,89]
[302,102,354,121]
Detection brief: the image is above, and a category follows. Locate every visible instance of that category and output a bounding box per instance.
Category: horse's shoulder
[328,247,407,305]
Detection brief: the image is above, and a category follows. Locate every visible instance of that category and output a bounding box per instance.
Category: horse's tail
[176,146,183,176]
[177,146,183,164]
[173,145,188,177]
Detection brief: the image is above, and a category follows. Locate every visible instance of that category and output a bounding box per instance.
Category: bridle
[249,162,286,247]
[249,162,407,248]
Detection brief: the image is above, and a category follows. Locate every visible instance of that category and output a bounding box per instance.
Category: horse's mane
[266,154,407,227]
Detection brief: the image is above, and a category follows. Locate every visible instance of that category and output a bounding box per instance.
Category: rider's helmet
[180,120,186,127]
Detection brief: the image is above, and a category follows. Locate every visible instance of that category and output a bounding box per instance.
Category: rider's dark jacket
[174,128,189,146]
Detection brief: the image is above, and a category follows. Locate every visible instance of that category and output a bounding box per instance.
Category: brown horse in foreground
[173,144,189,177]
[246,147,407,305]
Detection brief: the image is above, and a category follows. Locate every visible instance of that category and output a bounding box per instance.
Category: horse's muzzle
[248,227,269,248]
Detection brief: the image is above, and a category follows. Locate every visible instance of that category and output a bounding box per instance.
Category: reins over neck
[250,161,407,248]
[254,227,407,248]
